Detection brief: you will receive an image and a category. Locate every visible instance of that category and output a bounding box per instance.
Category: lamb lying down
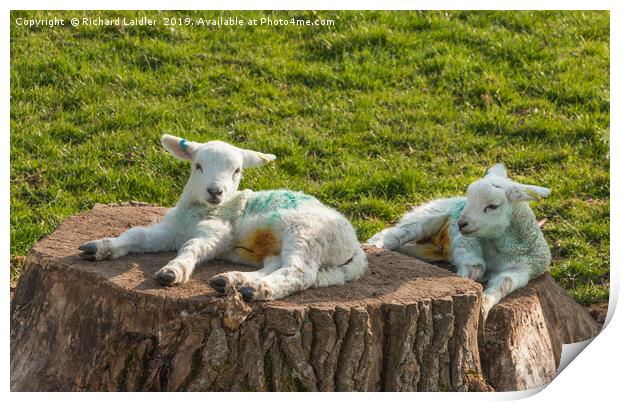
[79,135,368,302]
[367,164,551,318]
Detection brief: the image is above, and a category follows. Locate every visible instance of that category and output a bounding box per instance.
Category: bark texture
[11,203,487,391]
[480,272,599,391]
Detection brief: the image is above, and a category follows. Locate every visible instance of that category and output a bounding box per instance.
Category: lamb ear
[241,149,276,168]
[486,163,508,178]
[506,184,551,202]
[161,134,199,161]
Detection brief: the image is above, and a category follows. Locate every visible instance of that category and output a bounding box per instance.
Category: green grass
[10,10,609,304]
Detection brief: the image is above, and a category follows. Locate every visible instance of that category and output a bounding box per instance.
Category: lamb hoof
[80,253,97,261]
[155,271,176,287]
[78,242,98,260]
[209,277,228,294]
[238,286,256,302]
[78,242,97,253]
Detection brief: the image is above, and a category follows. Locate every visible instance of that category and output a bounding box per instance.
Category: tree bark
[10,203,488,391]
[11,204,600,392]
[480,272,599,391]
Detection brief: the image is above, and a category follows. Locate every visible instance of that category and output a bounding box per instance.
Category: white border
[2,1,616,401]
[2,0,616,11]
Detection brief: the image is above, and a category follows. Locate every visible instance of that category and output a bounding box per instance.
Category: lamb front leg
[79,222,176,261]
[451,235,486,281]
[481,268,531,320]
[156,220,233,286]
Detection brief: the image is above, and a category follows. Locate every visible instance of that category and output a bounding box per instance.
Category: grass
[10,10,609,304]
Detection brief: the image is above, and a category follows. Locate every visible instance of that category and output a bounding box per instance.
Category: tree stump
[10,203,599,392]
[10,203,486,391]
[480,272,600,391]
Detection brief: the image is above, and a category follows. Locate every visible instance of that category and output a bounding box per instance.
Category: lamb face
[457,165,550,240]
[184,143,244,206]
[457,179,513,238]
[161,134,275,206]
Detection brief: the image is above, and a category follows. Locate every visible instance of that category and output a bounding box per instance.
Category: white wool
[367,163,551,318]
[80,135,367,301]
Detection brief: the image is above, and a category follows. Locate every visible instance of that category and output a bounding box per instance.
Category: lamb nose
[207,188,223,197]
[458,220,468,230]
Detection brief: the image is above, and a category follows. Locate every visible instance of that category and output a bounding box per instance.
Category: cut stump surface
[10,203,599,392]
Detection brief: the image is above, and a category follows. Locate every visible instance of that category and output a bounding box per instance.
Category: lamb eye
[233,167,241,176]
[484,204,499,213]
[195,163,203,172]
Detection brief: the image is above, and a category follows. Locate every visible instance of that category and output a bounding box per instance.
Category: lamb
[78,135,368,302]
[367,163,551,318]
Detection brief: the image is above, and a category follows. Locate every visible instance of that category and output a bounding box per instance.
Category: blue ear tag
[179,139,189,150]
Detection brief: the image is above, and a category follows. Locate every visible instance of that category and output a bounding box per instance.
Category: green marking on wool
[450,198,466,222]
[244,190,312,222]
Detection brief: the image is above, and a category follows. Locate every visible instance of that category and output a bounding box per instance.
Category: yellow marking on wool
[234,229,281,264]
[406,221,452,262]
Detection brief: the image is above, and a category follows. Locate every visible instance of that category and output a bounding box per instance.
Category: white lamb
[79,135,368,302]
[367,164,551,318]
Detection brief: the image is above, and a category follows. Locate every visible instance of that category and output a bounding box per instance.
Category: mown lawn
[10,10,609,304]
